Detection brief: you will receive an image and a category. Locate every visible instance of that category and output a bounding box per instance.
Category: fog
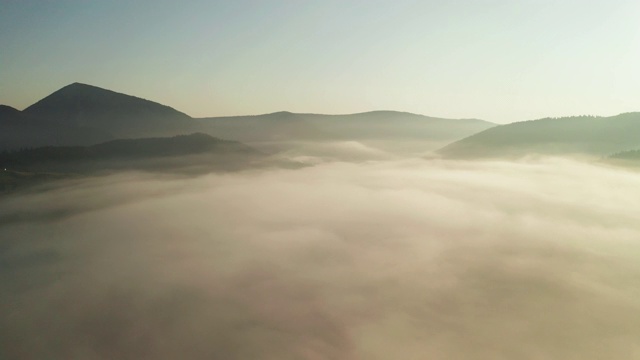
[2,151,640,359]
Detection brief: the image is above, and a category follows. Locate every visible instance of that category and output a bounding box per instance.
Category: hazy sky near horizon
[1,0,639,123]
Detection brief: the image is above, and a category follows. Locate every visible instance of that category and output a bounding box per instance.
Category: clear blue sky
[1,0,639,123]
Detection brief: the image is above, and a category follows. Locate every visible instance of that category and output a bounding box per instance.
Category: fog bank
[2,157,640,359]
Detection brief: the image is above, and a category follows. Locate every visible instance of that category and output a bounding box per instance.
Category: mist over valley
[3,1,640,358]
[2,85,640,358]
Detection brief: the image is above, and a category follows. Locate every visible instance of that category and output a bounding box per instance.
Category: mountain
[438,113,640,159]
[0,133,274,193]
[197,111,327,142]
[4,83,495,153]
[0,133,259,174]
[197,110,495,144]
[0,105,24,120]
[23,83,197,138]
[0,104,113,151]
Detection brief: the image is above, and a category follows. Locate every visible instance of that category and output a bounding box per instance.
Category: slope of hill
[0,133,259,174]
[0,105,25,122]
[0,104,113,151]
[197,111,328,142]
[438,113,640,159]
[305,111,494,141]
[23,83,197,138]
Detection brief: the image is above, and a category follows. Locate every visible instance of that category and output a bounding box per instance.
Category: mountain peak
[37,82,141,102]
[23,83,195,138]
[67,81,93,87]
[62,82,104,91]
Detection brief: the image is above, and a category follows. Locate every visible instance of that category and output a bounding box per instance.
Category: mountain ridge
[0,133,259,173]
[197,110,495,143]
[438,112,640,159]
[7,82,639,158]
[2,82,498,150]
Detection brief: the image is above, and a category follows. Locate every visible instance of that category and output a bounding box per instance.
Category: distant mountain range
[197,110,494,143]
[1,83,496,151]
[3,82,640,161]
[438,113,640,159]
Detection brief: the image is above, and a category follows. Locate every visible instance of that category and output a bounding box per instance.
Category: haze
[2,154,640,359]
[2,0,640,123]
[3,1,640,359]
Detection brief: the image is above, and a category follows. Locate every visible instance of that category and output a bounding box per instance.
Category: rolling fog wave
[2,157,640,359]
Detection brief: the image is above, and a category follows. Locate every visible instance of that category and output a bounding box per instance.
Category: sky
[1,0,639,123]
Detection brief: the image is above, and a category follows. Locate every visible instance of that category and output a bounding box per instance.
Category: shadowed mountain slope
[0,133,278,193]
[197,111,327,142]
[0,133,259,168]
[438,113,640,159]
[23,83,198,138]
[0,104,113,151]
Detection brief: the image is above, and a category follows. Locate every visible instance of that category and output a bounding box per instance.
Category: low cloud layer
[2,156,640,359]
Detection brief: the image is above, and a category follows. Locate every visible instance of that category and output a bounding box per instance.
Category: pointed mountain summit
[23,83,197,138]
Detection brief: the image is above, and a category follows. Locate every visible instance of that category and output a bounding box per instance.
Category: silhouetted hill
[1,132,255,164]
[197,110,495,144]
[23,83,197,138]
[197,111,328,142]
[0,105,22,119]
[6,84,495,153]
[0,104,113,151]
[0,133,259,174]
[305,111,494,141]
[90,132,256,158]
[438,113,640,159]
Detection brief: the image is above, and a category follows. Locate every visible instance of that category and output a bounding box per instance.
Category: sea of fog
[2,146,640,359]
